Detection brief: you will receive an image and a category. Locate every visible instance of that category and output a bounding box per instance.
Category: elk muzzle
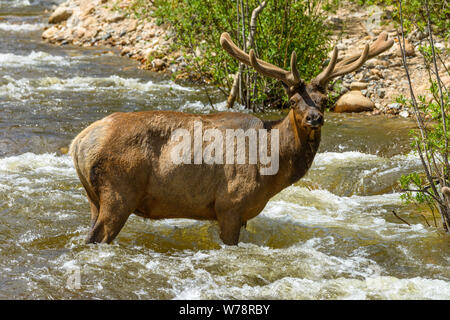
[304,109,324,128]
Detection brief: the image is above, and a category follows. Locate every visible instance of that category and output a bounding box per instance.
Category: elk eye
[306,116,311,121]
[290,100,296,106]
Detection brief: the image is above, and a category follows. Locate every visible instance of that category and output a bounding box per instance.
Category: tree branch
[227,1,267,109]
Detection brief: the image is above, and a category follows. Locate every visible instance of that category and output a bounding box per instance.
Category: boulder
[48,7,73,24]
[334,91,375,113]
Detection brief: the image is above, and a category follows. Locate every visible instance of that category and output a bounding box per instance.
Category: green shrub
[350,0,449,35]
[129,0,333,110]
[395,2,450,231]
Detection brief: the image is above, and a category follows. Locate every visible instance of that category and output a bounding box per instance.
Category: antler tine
[220,32,252,67]
[313,31,394,89]
[315,47,339,88]
[330,44,370,78]
[334,32,394,69]
[367,31,394,59]
[220,32,301,87]
[290,51,301,85]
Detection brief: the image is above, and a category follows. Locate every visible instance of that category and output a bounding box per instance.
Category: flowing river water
[1,0,449,300]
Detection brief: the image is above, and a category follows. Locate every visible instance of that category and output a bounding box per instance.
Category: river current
[0,0,449,299]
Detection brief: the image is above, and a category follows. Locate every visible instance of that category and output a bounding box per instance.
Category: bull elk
[70,32,393,245]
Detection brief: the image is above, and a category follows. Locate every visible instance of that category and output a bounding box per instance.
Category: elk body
[70,32,393,245]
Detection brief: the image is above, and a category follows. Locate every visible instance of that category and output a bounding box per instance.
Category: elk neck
[272,108,322,186]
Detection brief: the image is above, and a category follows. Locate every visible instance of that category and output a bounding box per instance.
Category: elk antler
[313,32,394,89]
[220,32,301,87]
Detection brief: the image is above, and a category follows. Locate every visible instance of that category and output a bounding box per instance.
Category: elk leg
[85,192,136,244]
[216,211,242,245]
[87,197,99,230]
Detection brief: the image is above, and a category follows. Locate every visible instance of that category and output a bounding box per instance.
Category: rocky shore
[42,0,184,73]
[42,0,449,116]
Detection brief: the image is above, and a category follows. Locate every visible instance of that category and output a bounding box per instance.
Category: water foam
[0,152,74,176]
[0,22,45,32]
[263,186,428,239]
[0,75,229,113]
[0,75,195,97]
[0,51,71,68]
[0,0,31,7]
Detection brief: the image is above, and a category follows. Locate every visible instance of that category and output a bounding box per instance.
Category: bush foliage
[136,0,333,109]
[350,0,449,35]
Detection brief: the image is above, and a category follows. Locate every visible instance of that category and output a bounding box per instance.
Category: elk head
[220,32,394,128]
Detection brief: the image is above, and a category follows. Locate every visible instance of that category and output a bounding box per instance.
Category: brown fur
[70,83,325,245]
[70,31,392,245]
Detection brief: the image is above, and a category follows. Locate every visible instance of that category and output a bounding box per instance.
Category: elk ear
[289,93,302,108]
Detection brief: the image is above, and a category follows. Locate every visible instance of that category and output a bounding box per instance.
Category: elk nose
[306,112,323,127]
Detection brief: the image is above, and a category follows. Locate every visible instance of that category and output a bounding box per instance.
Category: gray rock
[377,89,385,98]
[399,110,409,118]
[101,32,112,40]
[105,12,126,23]
[339,86,349,95]
[388,103,402,110]
[49,7,73,24]
[434,42,445,50]
[152,58,166,71]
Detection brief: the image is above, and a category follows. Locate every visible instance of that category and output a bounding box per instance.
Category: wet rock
[399,110,409,118]
[387,102,402,110]
[121,46,131,56]
[42,26,57,39]
[48,7,73,24]
[334,91,375,113]
[59,146,69,154]
[152,58,166,71]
